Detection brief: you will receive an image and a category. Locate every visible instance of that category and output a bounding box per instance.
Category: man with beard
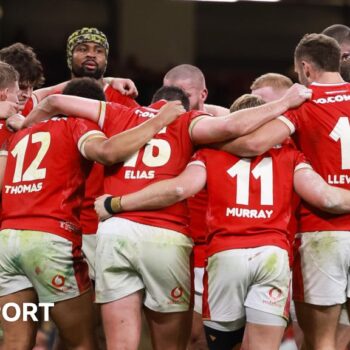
[322,24,350,82]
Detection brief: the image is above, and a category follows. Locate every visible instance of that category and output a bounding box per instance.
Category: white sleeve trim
[294,162,312,172]
[78,130,106,159]
[98,102,107,129]
[187,160,206,169]
[31,94,39,107]
[278,115,296,134]
[0,150,8,157]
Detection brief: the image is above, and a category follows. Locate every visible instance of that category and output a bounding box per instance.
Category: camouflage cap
[66,27,109,69]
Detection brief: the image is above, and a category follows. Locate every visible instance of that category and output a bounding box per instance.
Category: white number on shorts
[124,129,171,168]
[11,132,51,183]
[330,117,350,170]
[227,158,273,205]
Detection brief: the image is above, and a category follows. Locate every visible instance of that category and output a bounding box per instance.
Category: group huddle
[0,24,350,350]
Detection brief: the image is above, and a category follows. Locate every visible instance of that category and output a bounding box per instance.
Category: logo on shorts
[171,287,183,299]
[168,286,186,305]
[268,287,283,303]
[52,274,65,288]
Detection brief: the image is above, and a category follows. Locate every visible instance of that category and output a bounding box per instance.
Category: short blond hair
[250,73,293,91]
[230,94,265,113]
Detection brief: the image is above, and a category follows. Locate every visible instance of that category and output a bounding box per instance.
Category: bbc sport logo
[0,302,54,321]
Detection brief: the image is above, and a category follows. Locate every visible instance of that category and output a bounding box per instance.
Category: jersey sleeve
[105,85,139,108]
[187,149,208,168]
[278,109,299,134]
[294,150,312,172]
[69,118,106,158]
[21,95,39,116]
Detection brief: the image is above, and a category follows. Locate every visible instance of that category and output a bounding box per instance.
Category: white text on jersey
[313,94,350,104]
[5,183,43,194]
[125,170,155,179]
[226,207,273,219]
[328,174,350,185]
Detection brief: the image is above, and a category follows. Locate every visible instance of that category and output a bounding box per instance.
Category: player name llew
[226,208,273,219]
[328,175,350,185]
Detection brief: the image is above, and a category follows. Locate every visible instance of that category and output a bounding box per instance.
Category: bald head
[163,64,207,110]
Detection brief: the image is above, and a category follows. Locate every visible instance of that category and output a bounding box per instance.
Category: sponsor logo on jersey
[59,220,80,234]
[226,208,273,219]
[134,109,157,118]
[313,94,350,104]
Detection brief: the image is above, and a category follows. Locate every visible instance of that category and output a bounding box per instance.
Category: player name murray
[226,208,273,218]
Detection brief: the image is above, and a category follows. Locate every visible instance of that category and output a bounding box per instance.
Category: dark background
[1,0,350,106]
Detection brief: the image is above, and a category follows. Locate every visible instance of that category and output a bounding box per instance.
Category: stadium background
[1,0,349,107]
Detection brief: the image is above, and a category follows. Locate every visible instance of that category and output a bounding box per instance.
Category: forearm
[225,98,290,137]
[23,96,59,127]
[121,181,186,211]
[320,186,350,214]
[191,99,290,145]
[295,169,350,214]
[95,165,206,220]
[91,116,166,165]
[211,137,263,157]
[32,81,68,103]
[95,182,186,221]
[23,95,101,128]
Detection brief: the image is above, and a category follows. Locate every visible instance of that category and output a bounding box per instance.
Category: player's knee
[204,322,245,350]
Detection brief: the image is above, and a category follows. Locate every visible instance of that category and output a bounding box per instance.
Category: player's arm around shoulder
[22,95,102,129]
[83,101,186,166]
[104,77,138,98]
[294,167,350,214]
[189,83,310,146]
[95,163,207,221]
[215,118,292,157]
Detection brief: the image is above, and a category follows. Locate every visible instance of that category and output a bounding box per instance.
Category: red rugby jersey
[190,145,309,258]
[1,117,104,244]
[0,120,13,219]
[21,84,139,234]
[188,190,208,267]
[99,100,207,235]
[81,86,138,234]
[280,82,350,233]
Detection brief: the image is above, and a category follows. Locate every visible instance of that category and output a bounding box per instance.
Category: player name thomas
[226,208,273,218]
[327,175,350,185]
[4,182,43,194]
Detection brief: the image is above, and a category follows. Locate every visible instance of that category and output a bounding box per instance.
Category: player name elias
[226,208,273,219]
[327,175,350,185]
[124,170,155,179]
